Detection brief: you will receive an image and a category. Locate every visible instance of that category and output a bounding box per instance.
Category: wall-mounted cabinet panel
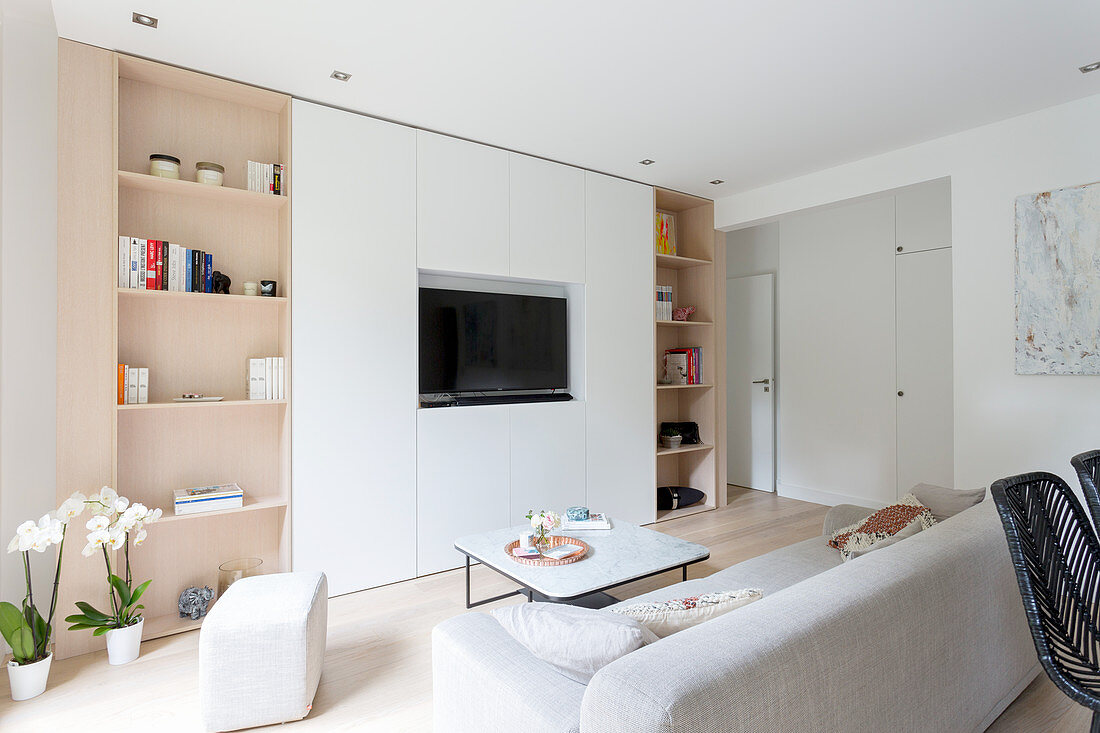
[895,178,951,254]
[417,406,510,575]
[509,154,585,283]
[509,401,586,524]
[417,130,509,276]
[292,101,417,595]
[896,247,954,494]
[585,172,656,525]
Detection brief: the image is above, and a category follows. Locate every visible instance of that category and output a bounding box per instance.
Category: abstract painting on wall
[1015,180,1100,375]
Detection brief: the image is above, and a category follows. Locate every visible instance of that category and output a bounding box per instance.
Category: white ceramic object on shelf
[7,653,52,701]
[105,618,144,665]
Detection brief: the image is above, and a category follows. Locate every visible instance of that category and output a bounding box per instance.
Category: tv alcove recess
[56,42,292,658]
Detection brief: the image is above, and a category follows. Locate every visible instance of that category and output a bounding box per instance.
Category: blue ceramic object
[565,506,589,522]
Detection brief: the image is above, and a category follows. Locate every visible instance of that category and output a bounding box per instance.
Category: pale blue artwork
[1015,181,1100,375]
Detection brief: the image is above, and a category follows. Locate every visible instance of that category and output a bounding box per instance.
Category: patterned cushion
[828,493,936,560]
[609,589,762,638]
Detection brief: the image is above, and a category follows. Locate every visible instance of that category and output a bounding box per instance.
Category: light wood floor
[0,488,1085,731]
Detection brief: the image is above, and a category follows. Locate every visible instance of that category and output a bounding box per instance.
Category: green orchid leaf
[0,601,23,639]
[12,625,33,661]
[74,601,110,621]
[128,579,152,608]
[91,627,110,637]
[65,623,96,631]
[109,574,132,608]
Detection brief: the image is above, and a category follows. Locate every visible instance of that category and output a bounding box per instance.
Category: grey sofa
[432,499,1038,732]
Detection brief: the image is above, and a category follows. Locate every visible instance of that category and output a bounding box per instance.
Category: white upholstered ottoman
[199,571,328,732]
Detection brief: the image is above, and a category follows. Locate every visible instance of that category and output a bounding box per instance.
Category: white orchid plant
[525,509,561,549]
[64,487,162,637]
[1,492,88,665]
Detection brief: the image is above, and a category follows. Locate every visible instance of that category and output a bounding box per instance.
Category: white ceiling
[49,0,1100,198]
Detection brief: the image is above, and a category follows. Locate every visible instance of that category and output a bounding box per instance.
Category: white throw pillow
[609,589,763,638]
[491,602,658,684]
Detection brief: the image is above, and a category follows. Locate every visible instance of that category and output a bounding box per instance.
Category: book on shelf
[247,357,285,400]
[117,364,150,405]
[247,161,286,195]
[664,347,702,385]
[172,482,245,516]
[118,235,215,294]
[656,285,672,321]
[561,513,611,531]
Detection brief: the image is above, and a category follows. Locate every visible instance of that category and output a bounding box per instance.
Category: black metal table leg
[683,565,688,582]
[463,553,526,609]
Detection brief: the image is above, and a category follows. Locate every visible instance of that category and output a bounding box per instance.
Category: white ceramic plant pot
[105,617,144,666]
[7,652,52,701]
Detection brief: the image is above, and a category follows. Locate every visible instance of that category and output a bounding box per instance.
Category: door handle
[752,379,771,385]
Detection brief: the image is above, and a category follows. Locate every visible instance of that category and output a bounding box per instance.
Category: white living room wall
[0,3,59,608]
[715,92,1100,490]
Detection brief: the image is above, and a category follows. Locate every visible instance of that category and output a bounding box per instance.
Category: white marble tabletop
[454,521,710,599]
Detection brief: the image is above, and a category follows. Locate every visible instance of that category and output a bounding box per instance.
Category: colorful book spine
[204,253,213,293]
[184,248,192,293]
[117,364,126,405]
[129,238,140,289]
[145,239,155,290]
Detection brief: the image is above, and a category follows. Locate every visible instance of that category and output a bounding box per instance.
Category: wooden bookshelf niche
[654,188,721,523]
[56,43,292,657]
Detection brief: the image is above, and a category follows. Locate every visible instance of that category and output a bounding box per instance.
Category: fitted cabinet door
[292,100,417,595]
[509,402,586,524]
[417,130,509,276]
[417,406,511,575]
[895,178,951,254]
[509,154,585,283]
[585,172,656,525]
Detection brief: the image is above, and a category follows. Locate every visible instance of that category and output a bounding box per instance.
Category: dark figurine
[212,271,231,295]
[178,585,215,620]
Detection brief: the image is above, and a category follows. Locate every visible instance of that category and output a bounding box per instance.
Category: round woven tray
[505,536,589,566]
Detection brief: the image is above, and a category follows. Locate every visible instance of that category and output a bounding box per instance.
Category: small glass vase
[533,532,552,554]
[217,557,263,598]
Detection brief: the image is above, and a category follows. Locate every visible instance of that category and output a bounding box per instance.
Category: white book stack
[173,483,245,516]
[247,357,285,400]
[561,513,612,532]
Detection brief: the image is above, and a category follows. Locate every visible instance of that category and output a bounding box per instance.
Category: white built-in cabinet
[417,130,510,276]
[584,172,656,525]
[291,100,418,595]
[417,401,586,575]
[508,153,586,283]
[776,180,953,507]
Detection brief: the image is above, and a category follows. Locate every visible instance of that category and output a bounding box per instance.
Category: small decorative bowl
[660,434,683,449]
[673,305,696,321]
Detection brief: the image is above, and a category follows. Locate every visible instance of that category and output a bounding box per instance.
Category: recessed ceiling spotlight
[709,179,725,185]
[330,70,352,82]
[131,12,157,28]
[638,159,655,165]
[1080,61,1100,74]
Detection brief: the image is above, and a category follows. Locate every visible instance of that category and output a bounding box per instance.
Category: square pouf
[199,571,328,732]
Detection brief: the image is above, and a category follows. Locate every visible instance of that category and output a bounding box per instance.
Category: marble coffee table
[454,521,710,609]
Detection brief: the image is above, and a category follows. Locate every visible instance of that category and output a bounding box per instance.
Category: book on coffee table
[561,513,611,531]
[541,543,585,560]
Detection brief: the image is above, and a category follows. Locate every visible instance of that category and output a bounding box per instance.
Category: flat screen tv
[419,287,567,394]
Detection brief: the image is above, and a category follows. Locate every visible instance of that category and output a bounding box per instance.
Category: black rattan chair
[1072,450,1100,530]
[991,472,1100,732]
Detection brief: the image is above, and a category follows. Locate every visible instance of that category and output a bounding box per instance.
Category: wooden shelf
[157,496,288,524]
[118,399,286,412]
[657,319,714,327]
[656,253,713,270]
[655,503,715,523]
[117,288,287,305]
[656,442,715,457]
[142,613,204,642]
[118,170,287,209]
[657,383,714,390]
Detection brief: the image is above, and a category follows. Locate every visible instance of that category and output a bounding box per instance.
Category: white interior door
[726,274,775,491]
[896,247,954,495]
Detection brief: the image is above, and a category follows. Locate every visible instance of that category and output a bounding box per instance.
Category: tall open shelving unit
[56,42,292,657]
[653,189,721,522]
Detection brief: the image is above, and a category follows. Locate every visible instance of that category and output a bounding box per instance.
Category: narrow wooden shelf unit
[157,496,288,524]
[118,169,288,208]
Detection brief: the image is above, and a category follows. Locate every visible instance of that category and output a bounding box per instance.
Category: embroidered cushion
[828,493,935,560]
[842,516,925,561]
[609,589,762,638]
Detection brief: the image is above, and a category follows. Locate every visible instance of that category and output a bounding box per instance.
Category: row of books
[664,348,703,385]
[173,483,244,516]
[247,357,286,400]
[247,161,285,195]
[656,285,674,321]
[117,236,214,293]
[117,365,150,404]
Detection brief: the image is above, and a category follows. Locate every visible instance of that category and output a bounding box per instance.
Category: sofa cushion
[828,493,935,560]
[910,483,986,523]
[609,589,762,637]
[490,602,657,684]
[822,504,878,537]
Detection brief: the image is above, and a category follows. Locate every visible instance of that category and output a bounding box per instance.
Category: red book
[155,241,164,290]
[145,239,156,290]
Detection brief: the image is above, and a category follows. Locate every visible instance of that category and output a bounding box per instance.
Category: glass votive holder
[217,557,263,598]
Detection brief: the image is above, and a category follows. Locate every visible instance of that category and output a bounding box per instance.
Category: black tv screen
[419,288,567,393]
